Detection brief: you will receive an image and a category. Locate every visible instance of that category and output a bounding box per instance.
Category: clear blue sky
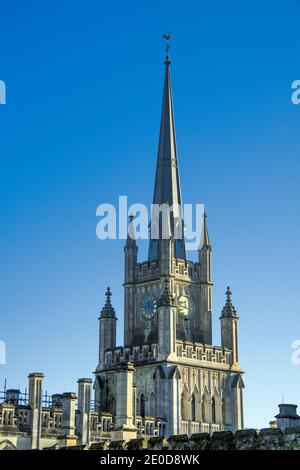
[1,0,300,429]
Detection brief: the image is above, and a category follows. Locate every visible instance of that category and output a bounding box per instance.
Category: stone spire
[220,287,238,318]
[148,50,186,261]
[124,213,138,287]
[125,214,137,249]
[199,211,211,249]
[198,211,213,344]
[100,287,116,319]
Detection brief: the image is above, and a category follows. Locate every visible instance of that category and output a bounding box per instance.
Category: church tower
[94,44,245,438]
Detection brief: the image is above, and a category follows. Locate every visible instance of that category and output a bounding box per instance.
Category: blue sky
[0,0,300,429]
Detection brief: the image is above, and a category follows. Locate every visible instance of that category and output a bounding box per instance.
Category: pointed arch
[222,393,231,425]
[97,376,104,389]
[211,396,216,424]
[201,395,207,422]
[191,394,196,421]
[153,365,166,380]
[140,394,145,418]
[212,387,221,398]
[109,396,116,417]
[168,365,181,379]
[201,385,210,423]
[154,366,165,419]
[191,386,200,421]
[149,392,155,417]
[222,397,226,424]
[181,387,189,420]
[202,385,209,398]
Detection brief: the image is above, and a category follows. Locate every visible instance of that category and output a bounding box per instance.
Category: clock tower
[94,47,245,438]
[123,53,212,349]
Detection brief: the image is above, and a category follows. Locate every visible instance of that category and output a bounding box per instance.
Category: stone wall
[56,428,300,451]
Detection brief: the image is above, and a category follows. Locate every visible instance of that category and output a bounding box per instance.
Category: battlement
[103,344,159,368]
[176,341,232,366]
[174,259,200,282]
[133,259,200,283]
[135,261,160,282]
[101,342,233,369]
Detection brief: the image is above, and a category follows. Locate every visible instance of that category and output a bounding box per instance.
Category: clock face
[178,295,194,317]
[142,296,157,320]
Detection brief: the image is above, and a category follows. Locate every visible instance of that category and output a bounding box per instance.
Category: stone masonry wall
[55,428,300,451]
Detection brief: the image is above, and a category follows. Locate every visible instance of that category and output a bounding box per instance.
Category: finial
[220,286,238,318]
[100,286,116,318]
[105,286,112,303]
[162,33,171,64]
[226,286,232,302]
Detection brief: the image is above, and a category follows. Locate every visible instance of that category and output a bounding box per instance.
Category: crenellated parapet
[133,259,201,284]
[174,259,200,282]
[176,341,233,367]
[100,340,238,370]
[134,261,160,282]
[101,344,159,369]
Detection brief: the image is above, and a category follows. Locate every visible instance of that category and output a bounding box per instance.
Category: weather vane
[162,33,171,56]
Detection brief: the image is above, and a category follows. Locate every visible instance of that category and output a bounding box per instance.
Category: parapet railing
[0,390,53,408]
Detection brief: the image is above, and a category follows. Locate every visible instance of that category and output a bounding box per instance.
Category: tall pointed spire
[199,211,211,249]
[124,214,137,284]
[148,45,186,261]
[126,214,137,249]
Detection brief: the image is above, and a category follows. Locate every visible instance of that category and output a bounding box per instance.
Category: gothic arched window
[181,391,188,420]
[201,397,207,422]
[191,394,196,422]
[212,397,216,424]
[110,396,116,417]
[149,393,155,417]
[222,397,226,424]
[140,394,145,418]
